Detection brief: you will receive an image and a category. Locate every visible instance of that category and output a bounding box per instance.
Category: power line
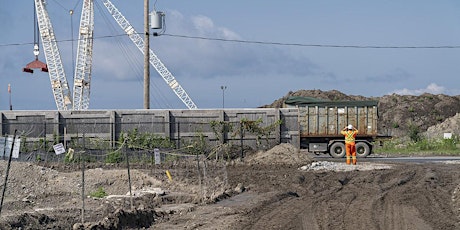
[0,34,125,47]
[161,33,460,49]
[2,32,460,49]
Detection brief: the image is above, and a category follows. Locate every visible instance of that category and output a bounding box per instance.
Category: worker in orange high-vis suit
[341,124,358,165]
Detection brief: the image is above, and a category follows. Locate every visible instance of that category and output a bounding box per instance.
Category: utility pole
[8,84,12,110]
[221,86,227,108]
[143,0,150,109]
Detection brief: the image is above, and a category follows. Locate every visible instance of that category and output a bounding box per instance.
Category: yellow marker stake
[165,170,172,181]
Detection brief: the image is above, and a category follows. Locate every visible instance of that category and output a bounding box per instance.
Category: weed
[89,187,107,198]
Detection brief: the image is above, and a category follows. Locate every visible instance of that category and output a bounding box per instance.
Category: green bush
[375,135,459,155]
[106,150,123,163]
[89,187,107,198]
[120,129,176,150]
[408,124,421,142]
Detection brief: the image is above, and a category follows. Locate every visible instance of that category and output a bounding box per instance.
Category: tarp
[284,96,378,107]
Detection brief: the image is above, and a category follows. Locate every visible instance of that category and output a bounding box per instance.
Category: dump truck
[284,96,390,158]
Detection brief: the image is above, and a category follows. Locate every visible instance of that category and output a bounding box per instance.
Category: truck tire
[356,142,371,158]
[329,142,346,158]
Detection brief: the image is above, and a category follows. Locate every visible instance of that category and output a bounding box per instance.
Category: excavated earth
[0,143,459,229]
[262,89,460,139]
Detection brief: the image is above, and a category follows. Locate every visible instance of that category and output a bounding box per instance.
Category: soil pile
[261,89,460,138]
[245,143,313,165]
[424,113,460,139]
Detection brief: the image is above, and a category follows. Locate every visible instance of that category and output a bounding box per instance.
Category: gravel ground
[0,143,458,229]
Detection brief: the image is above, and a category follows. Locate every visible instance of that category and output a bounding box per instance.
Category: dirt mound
[0,161,162,202]
[424,113,460,139]
[245,143,313,165]
[260,89,369,108]
[261,89,460,138]
[378,93,460,138]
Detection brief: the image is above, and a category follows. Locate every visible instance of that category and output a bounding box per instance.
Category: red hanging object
[23,57,48,73]
[23,3,48,74]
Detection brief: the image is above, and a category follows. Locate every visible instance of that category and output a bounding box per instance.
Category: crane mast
[33,0,197,110]
[72,0,94,110]
[34,0,72,110]
[102,0,198,110]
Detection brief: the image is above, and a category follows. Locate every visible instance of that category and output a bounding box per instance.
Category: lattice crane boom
[34,0,72,110]
[33,0,196,110]
[72,0,95,110]
[102,0,198,110]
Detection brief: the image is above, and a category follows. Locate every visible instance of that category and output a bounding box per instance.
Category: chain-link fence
[0,129,239,225]
[0,109,299,227]
[1,119,284,164]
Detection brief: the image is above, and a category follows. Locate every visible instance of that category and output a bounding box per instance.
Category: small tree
[408,124,421,142]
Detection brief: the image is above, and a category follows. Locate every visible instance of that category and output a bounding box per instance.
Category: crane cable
[45,0,83,81]
[94,0,174,109]
[69,0,82,81]
[70,10,75,80]
[94,0,142,82]
[32,1,40,58]
[33,3,37,49]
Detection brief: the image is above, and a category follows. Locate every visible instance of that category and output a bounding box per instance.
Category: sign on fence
[154,148,161,165]
[12,138,20,159]
[0,137,5,157]
[0,136,21,159]
[53,143,66,155]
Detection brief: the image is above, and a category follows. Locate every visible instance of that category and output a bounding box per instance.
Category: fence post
[80,150,85,224]
[275,108,281,145]
[220,110,227,144]
[125,144,133,210]
[44,121,47,154]
[177,122,180,150]
[196,151,202,203]
[0,112,3,135]
[240,122,244,159]
[110,111,116,148]
[0,129,17,218]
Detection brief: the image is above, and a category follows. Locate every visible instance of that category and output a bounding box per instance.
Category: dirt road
[0,145,459,229]
[154,162,460,230]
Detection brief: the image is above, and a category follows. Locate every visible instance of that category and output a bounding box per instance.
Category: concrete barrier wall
[0,108,300,150]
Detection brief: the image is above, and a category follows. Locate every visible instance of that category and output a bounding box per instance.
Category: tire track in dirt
[1,151,460,229]
[369,165,458,230]
[236,163,460,230]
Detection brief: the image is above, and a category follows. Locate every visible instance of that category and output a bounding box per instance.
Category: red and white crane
[26,0,197,110]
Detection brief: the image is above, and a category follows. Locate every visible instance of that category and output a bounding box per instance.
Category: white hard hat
[347,124,353,129]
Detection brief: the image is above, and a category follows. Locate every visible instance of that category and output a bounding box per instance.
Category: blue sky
[1,0,460,110]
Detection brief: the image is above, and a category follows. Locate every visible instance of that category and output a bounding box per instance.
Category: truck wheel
[356,142,371,158]
[329,142,346,158]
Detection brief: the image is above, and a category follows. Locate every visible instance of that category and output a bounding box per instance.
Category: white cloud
[152,11,313,80]
[192,15,215,33]
[190,14,241,40]
[390,83,447,95]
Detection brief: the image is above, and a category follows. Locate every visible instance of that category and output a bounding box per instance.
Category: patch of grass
[106,150,123,163]
[374,135,460,155]
[89,187,108,198]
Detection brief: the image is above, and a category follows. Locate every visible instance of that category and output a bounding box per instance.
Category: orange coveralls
[341,129,358,165]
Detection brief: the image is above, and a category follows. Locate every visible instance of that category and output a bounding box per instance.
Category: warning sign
[154,148,161,165]
[53,143,66,155]
[1,136,21,159]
